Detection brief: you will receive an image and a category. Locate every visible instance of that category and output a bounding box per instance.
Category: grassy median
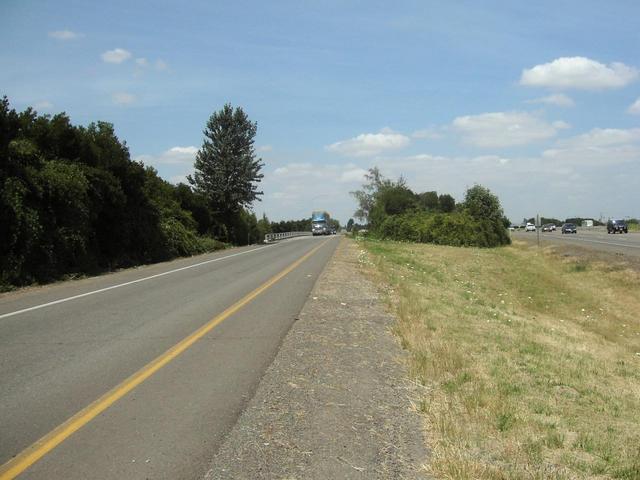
[359,238,640,479]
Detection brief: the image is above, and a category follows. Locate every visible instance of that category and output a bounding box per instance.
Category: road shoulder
[204,237,428,479]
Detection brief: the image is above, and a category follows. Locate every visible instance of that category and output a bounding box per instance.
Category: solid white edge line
[0,244,279,320]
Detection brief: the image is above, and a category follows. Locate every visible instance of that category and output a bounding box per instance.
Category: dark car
[561,223,577,234]
[607,219,628,234]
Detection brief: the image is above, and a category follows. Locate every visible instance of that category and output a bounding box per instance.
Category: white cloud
[166,146,198,156]
[552,120,571,130]
[556,128,640,148]
[134,147,199,186]
[273,163,316,178]
[135,146,198,169]
[257,145,273,152]
[262,161,374,222]
[34,101,53,110]
[411,127,443,139]
[136,58,149,67]
[520,57,638,90]
[471,155,511,166]
[170,174,189,184]
[326,128,410,157]
[527,93,575,107]
[272,162,367,184]
[270,191,299,200]
[371,146,640,224]
[339,168,368,183]
[155,59,168,71]
[102,48,132,64]
[543,128,640,166]
[542,144,640,167]
[627,97,640,115]
[410,153,451,162]
[112,92,136,105]
[452,111,560,148]
[48,30,82,40]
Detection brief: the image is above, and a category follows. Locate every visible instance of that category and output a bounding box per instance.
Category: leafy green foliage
[438,193,456,213]
[418,191,439,211]
[378,211,508,247]
[463,184,503,222]
[346,218,355,232]
[352,167,510,248]
[349,167,384,222]
[0,97,224,288]
[270,218,312,233]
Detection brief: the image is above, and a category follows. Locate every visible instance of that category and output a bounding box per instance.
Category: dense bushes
[352,168,510,248]
[378,211,509,247]
[160,218,223,257]
[0,97,228,287]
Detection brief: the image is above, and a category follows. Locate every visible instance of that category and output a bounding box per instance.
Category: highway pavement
[0,235,340,479]
[511,228,640,258]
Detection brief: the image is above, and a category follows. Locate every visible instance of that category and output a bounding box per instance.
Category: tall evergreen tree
[188,105,264,220]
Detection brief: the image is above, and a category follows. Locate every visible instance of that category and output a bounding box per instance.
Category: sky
[2,0,639,224]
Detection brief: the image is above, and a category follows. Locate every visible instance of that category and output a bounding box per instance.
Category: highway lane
[511,228,640,258]
[0,236,340,479]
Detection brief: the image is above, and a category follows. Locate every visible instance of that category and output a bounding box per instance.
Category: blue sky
[2,0,639,224]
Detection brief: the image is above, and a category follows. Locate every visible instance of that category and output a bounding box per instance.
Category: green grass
[359,238,640,479]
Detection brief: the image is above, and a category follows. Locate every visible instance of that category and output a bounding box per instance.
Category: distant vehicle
[561,223,577,234]
[509,225,517,231]
[607,219,628,234]
[525,222,536,232]
[311,211,331,236]
[542,224,556,232]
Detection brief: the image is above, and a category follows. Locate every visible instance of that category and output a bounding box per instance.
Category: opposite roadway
[511,228,640,258]
[0,235,340,479]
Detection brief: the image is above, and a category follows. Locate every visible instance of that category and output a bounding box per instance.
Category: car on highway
[561,223,577,234]
[607,219,628,234]
[542,223,556,232]
[525,222,536,232]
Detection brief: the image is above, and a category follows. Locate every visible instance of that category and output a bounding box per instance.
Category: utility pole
[536,213,540,247]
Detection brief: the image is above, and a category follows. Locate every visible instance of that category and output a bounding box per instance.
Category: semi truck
[311,211,331,236]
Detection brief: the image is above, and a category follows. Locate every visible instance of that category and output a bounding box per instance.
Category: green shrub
[160,218,224,257]
[378,211,510,248]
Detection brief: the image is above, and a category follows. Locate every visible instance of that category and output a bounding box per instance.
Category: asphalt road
[0,236,340,479]
[511,228,640,258]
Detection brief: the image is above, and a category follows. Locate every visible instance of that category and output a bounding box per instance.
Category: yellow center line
[0,240,329,479]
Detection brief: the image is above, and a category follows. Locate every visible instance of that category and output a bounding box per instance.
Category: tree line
[0,97,298,288]
[350,168,511,247]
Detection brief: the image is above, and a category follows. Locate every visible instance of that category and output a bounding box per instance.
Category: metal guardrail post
[264,231,313,243]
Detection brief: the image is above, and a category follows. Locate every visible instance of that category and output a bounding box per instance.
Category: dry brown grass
[360,239,640,479]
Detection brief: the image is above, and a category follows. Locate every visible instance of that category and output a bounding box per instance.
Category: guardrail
[264,231,312,243]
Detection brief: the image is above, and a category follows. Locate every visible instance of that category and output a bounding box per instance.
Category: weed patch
[360,238,640,479]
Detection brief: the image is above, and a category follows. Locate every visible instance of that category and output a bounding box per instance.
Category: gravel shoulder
[204,238,428,479]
